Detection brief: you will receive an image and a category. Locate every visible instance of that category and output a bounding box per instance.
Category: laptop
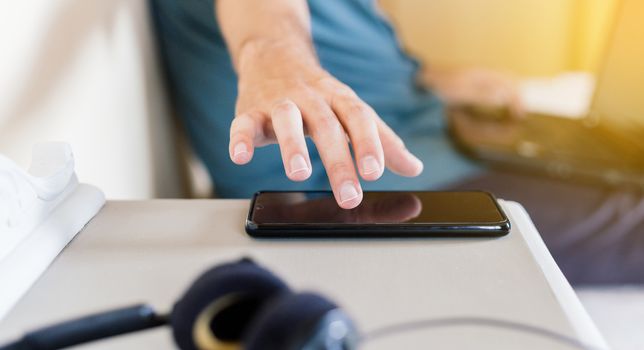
[450,0,644,188]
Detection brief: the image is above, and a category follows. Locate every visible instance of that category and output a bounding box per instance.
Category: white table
[0,200,607,349]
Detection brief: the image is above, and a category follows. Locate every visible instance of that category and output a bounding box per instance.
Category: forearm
[216,0,319,74]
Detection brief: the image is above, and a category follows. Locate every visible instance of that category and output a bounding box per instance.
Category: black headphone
[0,258,599,350]
[1,258,357,350]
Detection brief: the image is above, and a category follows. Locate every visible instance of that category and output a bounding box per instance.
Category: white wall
[0,0,184,199]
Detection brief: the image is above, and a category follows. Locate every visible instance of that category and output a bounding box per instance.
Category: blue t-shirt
[152,0,479,197]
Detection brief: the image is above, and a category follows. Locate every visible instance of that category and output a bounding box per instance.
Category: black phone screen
[247,191,510,237]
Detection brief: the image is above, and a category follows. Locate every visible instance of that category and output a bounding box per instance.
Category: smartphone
[246,191,510,238]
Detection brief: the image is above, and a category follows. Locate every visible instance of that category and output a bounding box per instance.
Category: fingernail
[233,143,249,162]
[340,182,359,203]
[361,155,380,175]
[289,154,309,175]
[407,151,424,172]
[414,159,424,172]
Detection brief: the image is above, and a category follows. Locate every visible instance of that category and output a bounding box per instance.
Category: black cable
[0,304,167,350]
[1,311,605,350]
[0,342,21,350]
[360,317,604,350]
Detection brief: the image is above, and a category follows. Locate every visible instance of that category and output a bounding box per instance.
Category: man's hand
[216,0,422,209]
[424,67,524,118]
[228,39,423,209]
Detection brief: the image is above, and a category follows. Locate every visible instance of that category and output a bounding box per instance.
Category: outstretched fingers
[303,98,363,209]
[375,118,424,177]
[271,100,313,181]
[332,94,385,181]
[229,113,262,164]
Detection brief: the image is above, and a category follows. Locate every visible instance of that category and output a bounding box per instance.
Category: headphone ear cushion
[243,292,338,350]
[171,258,290,350]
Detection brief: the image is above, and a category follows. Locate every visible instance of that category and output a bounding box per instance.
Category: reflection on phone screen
[252,192,504,225]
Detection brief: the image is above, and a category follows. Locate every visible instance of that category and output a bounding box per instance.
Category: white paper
[0,143,78,262]
[520,72,596,119]
[0,143,105,320]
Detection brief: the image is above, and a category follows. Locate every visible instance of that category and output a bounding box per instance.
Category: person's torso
[307,0,435,117]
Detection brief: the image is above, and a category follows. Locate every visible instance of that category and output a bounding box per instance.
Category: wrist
[236,37,324,78]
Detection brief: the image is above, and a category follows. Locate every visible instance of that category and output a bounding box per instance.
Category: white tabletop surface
[0,200,606,349]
